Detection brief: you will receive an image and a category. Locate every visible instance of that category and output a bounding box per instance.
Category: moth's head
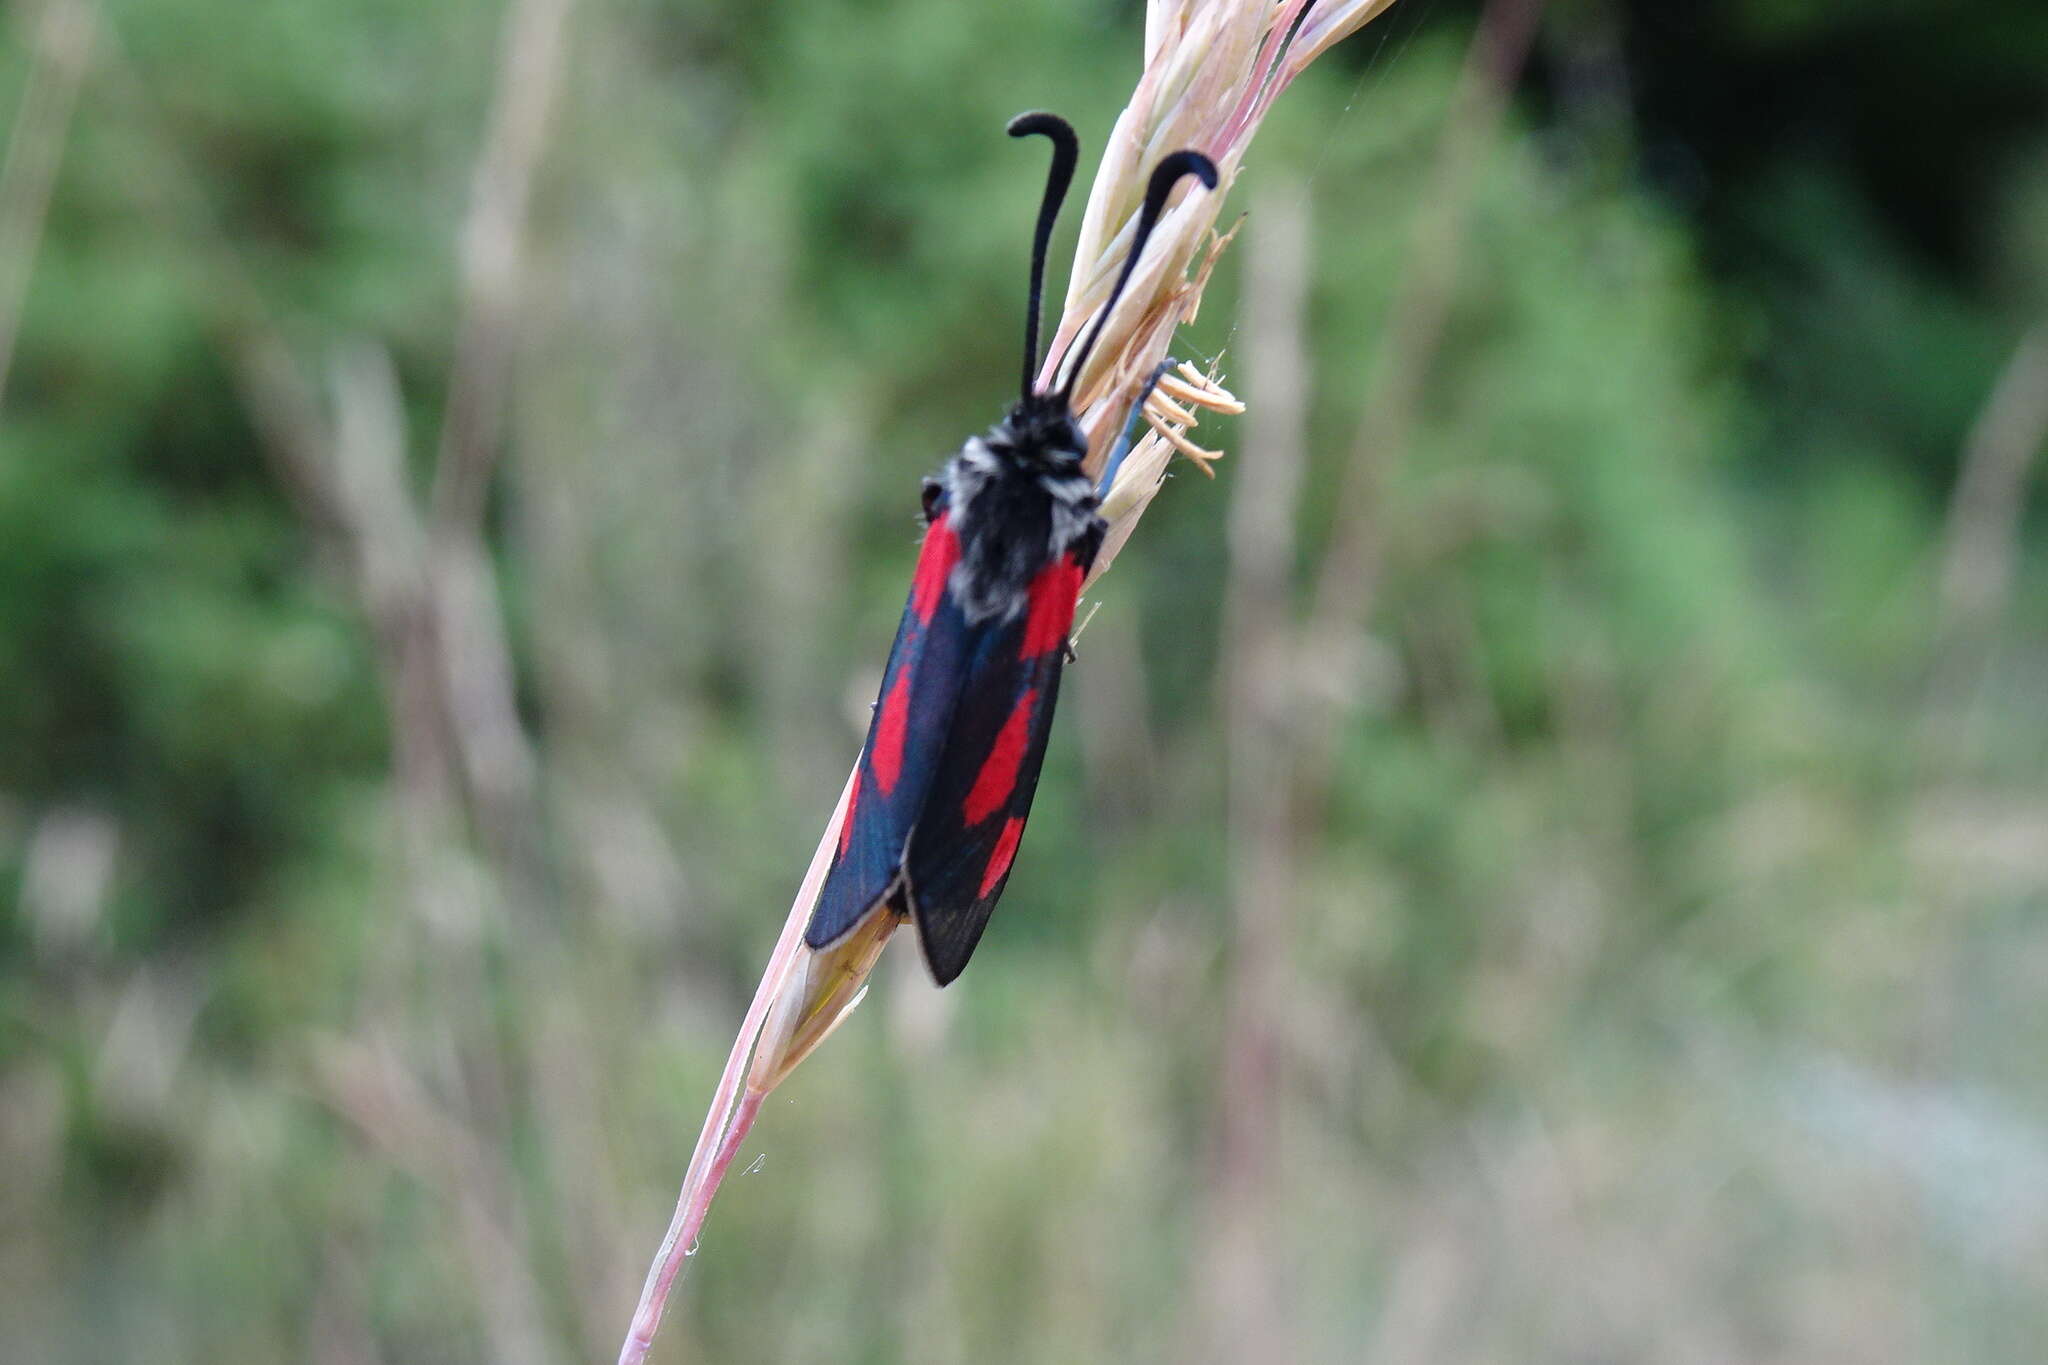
[1001,111,1217,457]
[995,390,1087,470]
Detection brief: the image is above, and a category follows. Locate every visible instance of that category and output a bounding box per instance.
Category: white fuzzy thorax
[939,436,1100,624]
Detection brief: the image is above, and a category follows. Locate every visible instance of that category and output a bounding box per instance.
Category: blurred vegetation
[4,0,2047,1361]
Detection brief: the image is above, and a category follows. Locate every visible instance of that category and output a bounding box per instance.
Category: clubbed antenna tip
[1007,112,1080,401]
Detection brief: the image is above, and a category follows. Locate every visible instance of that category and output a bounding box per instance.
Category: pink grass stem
[616,770,856,1365]
[616,1088,763,1365]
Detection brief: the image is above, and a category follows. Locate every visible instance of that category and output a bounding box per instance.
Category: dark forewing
[806,507,976,948]
[904,535,1097,984]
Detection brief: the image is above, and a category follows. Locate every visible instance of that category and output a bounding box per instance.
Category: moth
[803,113,1219,985]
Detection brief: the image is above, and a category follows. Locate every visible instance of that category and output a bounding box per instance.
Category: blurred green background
[5,0,2048,1360]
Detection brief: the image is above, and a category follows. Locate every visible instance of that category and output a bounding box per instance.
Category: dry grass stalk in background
[617,3,1402,1362]
[1198,2,1547,1353]
[1205,182,1314,1360]
[103,0,579,1355]
[1932,325,2048,678]
[0,0,96,408]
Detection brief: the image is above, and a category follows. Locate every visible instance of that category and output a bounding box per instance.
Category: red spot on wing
[1020,556,1084,659]
[910,515,961,624]
[838,774,861,858]
[872,669,912,794]
[963,688,1037,826]
[979,816,1026,899]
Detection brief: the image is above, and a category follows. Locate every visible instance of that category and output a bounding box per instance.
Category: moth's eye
[920,478,943,523]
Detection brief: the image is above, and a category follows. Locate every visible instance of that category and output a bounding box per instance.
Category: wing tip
[921,943,970,988]
[906,884,992,988]
[919,941,972,988]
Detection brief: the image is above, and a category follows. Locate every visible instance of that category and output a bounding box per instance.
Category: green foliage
[4,1,2046,1362]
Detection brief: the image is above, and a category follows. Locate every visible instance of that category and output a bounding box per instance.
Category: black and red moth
[802,113,1219,985]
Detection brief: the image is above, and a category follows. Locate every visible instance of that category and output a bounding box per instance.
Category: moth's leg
[1093,356,1178,497]
[1062,521,1107,664]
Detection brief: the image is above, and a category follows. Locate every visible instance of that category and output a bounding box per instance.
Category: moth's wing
[903,537,1096,985]
[806,507,978,948]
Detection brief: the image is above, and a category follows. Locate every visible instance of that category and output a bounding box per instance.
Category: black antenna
[1057,149,1219,405]
[1006,112,1080,401]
